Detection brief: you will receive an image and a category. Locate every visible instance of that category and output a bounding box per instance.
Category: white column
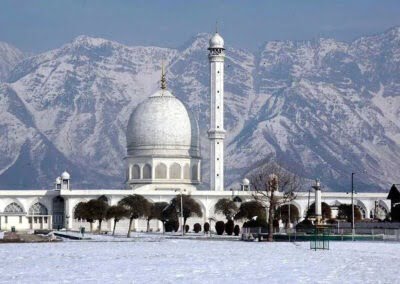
[64,198,73,230]
[315,188,322,222]
[208,33,225,191]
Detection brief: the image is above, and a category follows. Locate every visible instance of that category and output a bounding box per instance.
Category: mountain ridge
[1,27,400,191]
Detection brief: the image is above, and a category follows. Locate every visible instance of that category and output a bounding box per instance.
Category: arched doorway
[52,196,65,229]
[278,204,300,227]
[306,202,332,220]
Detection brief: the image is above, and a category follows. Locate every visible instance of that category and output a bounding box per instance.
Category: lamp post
[351,172,355,241]
[175,189,186,236]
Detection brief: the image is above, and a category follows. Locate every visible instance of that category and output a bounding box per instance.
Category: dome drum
[125,156,201,187]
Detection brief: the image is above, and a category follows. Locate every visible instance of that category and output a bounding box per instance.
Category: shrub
[243,218,268,228]
[326,218,337,224]
[193,223,201,233]
[204,222,210,233]
[225,220,234,235]
[295,219,314,233]
[234,225,240,236]
[165,219,179,232]
[215,221,225,235]
[185,224,189,233]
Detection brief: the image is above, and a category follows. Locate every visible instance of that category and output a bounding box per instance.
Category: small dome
[209,32,224,49]
[242,178,250,186]
[55,177,61,184]
[61,171,70,180]
[126,89,200,158]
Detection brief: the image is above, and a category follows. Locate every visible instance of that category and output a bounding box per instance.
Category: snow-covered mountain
[0,42,24,82]
[1,27,400,191]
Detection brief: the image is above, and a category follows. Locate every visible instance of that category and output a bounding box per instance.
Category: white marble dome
[209,32,224,49]
[126,89,200,158]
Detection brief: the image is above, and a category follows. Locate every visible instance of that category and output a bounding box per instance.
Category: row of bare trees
[74,194,203,237]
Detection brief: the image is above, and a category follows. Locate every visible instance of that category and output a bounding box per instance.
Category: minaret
[208,31,225,191]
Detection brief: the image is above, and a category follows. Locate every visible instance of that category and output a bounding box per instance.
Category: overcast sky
[1,0,400,53]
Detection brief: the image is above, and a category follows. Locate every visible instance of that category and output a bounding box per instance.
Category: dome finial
[161,61,167,91]
[216,20,218,33]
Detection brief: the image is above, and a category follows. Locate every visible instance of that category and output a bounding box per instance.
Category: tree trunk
[268,191,275,242]
[183,217,187,235]
[98,220,102,232]
[268,206,274,242]
[112,220,117,236]
[147,219,150,232]
[90,222,93,232]
[127,218,133,238]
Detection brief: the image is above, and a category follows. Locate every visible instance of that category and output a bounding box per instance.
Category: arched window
[183,164,190,179]
[155,163,167,179]
[132,164,140,179]
[4,202,24,214]
[143,164,152,179]
[170,163,181,179]
[191,164,198,181]
[28,203,48,215]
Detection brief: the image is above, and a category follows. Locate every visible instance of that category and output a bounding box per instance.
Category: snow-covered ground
[0,237,399,283]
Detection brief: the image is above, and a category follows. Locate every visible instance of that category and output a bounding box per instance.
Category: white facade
[0,187,391,232]
[0,31,393,233]
[208,32,226,191]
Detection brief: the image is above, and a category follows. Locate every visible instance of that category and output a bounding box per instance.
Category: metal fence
[241,226,400,242]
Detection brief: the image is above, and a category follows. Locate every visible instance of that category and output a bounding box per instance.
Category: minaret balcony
[207,130,226,139]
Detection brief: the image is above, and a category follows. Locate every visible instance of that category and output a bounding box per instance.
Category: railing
[242,226,400,242]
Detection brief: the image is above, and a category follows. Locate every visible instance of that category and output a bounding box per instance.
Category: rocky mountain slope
[1,27,399,191]
[0,42,24,82]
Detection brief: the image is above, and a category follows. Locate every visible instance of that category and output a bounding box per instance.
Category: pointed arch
[4,202,24,214]
[52,196,65,228]
[132,164,140,179]
[170,163,181,179]
[155,163,167,179]
[143,164,152,179]
[28,203,48,215]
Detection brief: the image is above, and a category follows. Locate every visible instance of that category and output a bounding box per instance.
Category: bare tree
[250,162,303,242]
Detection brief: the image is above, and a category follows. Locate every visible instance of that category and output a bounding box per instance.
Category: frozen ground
[0,236,399,283]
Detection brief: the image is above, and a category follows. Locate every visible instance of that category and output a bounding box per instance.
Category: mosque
[0,32,391,233]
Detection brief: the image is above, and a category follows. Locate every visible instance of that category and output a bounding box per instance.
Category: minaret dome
[209,32,224,49]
